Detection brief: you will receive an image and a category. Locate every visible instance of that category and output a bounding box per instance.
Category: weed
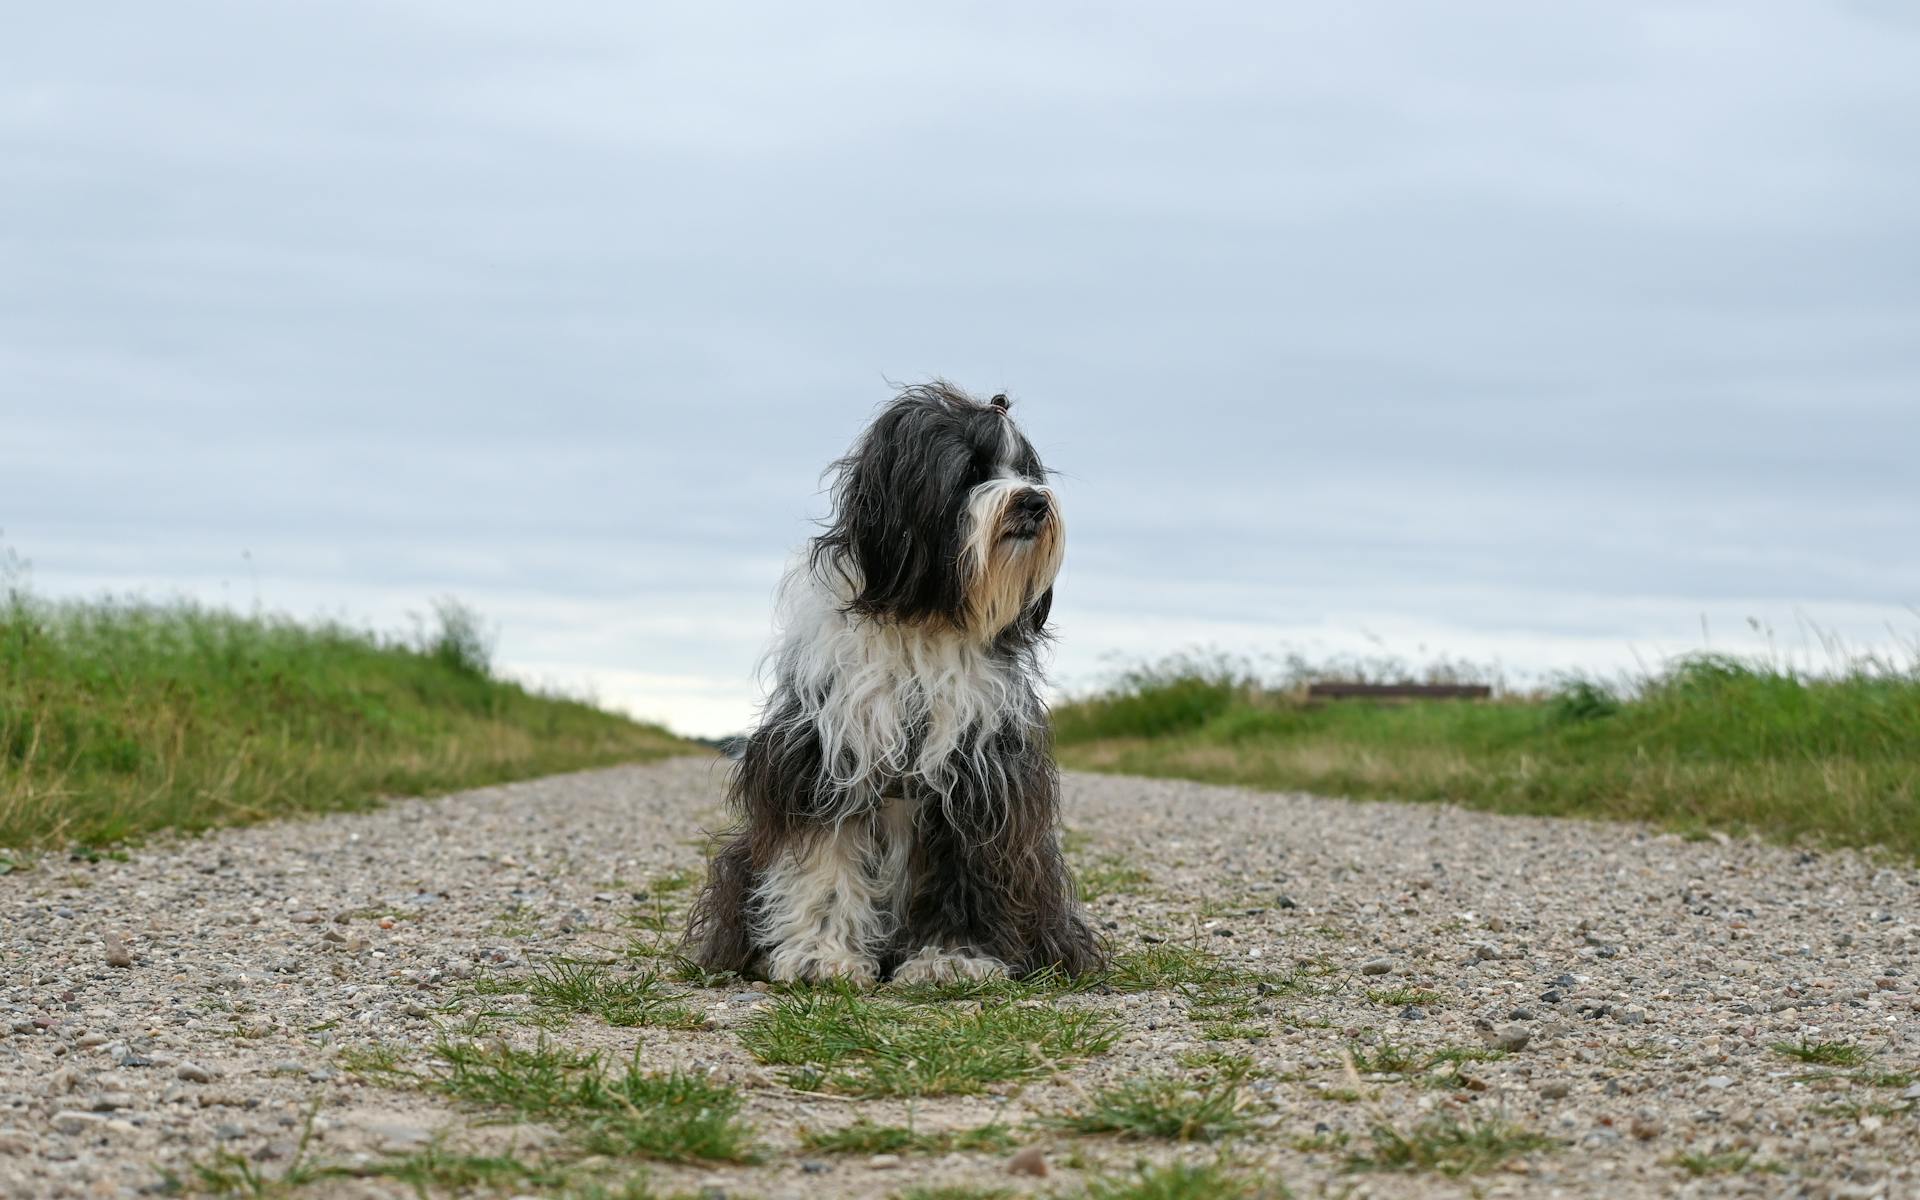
[1365,987,1442,1008]
[1346,1116,1556,1176]
[1047,1070,1258,1141]
[1671,1150,1785,1177]
[525,960,705,1030]
[428,1038,756,1164]
[800,1118,1017,1156]
[738,989,1120,1096]
[1084,1159,1287,1199]
[1773,1038,1870,1067]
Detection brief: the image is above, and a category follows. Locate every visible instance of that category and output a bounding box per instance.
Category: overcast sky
[4,1,1917,735]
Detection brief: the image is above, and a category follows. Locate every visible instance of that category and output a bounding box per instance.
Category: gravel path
[3,756,1917,1199]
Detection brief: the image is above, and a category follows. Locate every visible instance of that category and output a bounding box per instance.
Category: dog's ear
[990,393,1010,412]
[1027,586,1054,633]
[814,399,973,622]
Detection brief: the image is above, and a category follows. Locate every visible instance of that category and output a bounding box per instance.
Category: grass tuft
[429,1038,755,1164]
[1772,1038,1870,1067]
[524,960,706,1030]
[1084,1160,1287,1199]
[799,1118,1017,1156]
[738,988,1120,1096]
[1346,1115,1556,1176]
[1047,1069,1259,1142]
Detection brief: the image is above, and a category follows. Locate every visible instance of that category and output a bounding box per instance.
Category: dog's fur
[683,383,1103,985]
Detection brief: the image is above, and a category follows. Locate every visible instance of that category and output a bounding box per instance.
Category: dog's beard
[958,478,1064,639]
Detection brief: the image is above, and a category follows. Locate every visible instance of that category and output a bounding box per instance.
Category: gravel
[3,756,1917,1198]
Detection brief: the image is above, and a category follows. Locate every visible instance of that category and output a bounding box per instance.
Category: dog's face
[815,384,1064,638]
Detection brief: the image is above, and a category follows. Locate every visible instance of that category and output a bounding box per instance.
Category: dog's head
[813,382,1063,640]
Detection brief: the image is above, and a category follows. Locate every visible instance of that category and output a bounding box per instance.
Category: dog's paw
[890,946,1008,986]
[766,949,879,988]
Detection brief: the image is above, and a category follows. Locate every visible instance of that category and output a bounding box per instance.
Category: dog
[684,382,1104,986]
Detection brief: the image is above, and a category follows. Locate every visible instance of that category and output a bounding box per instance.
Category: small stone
[268,1060,305,1075]
[1704,1075,1735,1090]
[1540,989,1564,1004]
[0,1129,33,1154]
[1539,1080,1571,1099]
[103,933,133,969]
[1275,895,1299,909]
[1509,1008,1536,1021]
[289,911,323,924]
[800,1160,829,1174]
[728,992,770,1005]
[76,1033,109,1049]
[213,1123,247,1141]
[1007,1145,1050,1178]
[867,1153,901,1169]
[51,1111,107,1135]
[176,1061,218,1083]
[90,1092,137,1111]
[1399,1005,1426,1021]
[1630,1115,1661,1140]
[1360,958,1394,976]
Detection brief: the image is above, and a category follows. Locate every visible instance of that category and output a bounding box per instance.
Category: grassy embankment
[0,592,692,852]
[1053,651,1920,855]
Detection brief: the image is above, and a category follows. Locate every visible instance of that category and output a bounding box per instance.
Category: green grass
[737,987,1122,1096]
[1346,1116,1557,1176]
[1054,650,1920,854]
[1772,1038,1870,1067]
[1084,1161,1287,1199]
[0,590,692,849]
[800,1118,1018,1156]
[1672,1150,1785,1177]
[1047,1069,1259,1142]
[523,960,706,1030]
[430,1038,756,1164]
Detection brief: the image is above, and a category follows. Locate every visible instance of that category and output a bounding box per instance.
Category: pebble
[1359,957,1394,975]
[103,933,133,969]
[1007,1145,1049,1177]
[51,1111,107,1134]
[1705,1075,1735,1090]
[175,1062,218,1083]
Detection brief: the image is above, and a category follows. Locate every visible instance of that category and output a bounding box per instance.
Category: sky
[4,1,1917,736]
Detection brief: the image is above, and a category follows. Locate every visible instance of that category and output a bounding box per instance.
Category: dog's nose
[1013,489,1051,518]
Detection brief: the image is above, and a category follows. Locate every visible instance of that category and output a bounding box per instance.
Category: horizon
[6,2,1917,737]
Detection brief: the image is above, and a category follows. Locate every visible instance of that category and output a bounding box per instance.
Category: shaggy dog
[684,383,1103,985]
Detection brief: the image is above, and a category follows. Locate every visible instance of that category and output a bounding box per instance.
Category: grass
[0,589,692,849]
[523,960,706,1030]
[1084,1161,1287,1199]
[799,1117,1018,1155]
[429,1038,756,1164]
[737,987,1122,1096]
[1047,1069,1259,1142]
[1053,649,1920,854]
[1772,1038,1871,1067]
[1672,1150,1785,1177]
[1346,1115,1557,1176]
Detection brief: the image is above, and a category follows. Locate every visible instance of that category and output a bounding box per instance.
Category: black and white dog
[685,383,1103,985]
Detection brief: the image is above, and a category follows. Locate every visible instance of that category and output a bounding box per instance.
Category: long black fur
[683,382,1103,981]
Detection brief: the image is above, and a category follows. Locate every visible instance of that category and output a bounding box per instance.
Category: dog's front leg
[753,820,889,987]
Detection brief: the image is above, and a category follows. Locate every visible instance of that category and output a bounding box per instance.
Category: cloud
[4,1,1916,735]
